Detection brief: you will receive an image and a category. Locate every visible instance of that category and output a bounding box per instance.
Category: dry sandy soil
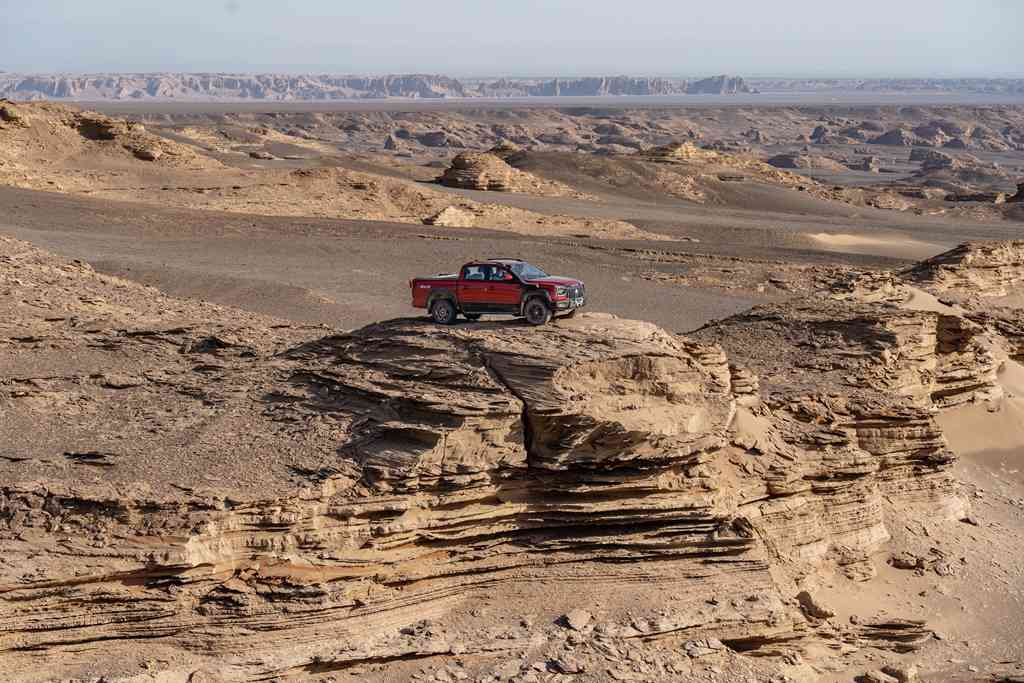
[1,99,1024,683]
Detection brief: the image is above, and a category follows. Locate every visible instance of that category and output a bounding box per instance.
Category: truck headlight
[556,286,568,296]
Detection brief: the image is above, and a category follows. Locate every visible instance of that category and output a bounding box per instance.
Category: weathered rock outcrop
[904,241,1024,298]
[870,129,924,147]
[437,152,524,191]
[638,142,825,198]
[0,237,969,680]
[766,152,846,171]
[436,151,587,197]
[910,148,962,170]
[0,99,218,182]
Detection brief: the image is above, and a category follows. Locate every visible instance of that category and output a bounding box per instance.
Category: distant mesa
[685,75,753,95]
[0,72,757,101]
[474,75,689,97]
[3,73,1022,102]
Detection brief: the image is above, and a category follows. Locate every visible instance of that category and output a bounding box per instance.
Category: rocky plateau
[3,232,1024,681]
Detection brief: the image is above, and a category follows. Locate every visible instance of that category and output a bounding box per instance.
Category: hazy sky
[2,0,1022,77]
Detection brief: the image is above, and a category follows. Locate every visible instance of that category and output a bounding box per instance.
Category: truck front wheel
[524,298,552,326]
[430,299,457,325]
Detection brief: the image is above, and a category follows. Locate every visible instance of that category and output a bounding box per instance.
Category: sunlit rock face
[2,236,995,679]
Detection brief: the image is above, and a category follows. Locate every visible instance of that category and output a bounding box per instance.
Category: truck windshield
[509,262,549,280]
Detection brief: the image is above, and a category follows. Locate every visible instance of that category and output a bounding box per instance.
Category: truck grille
[566,284,584,300]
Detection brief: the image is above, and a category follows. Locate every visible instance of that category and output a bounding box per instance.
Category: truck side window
[463,266,486,281]
[488,267,511,282]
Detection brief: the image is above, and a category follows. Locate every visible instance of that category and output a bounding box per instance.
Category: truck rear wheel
[524,298,552,326]
[430,299,457,325]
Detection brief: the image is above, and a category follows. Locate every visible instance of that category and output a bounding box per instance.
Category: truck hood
[525,275,582,287]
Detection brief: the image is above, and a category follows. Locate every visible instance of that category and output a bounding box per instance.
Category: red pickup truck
[410,258,586,325]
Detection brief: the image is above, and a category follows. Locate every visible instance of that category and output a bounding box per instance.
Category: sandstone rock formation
[766,152,846,171]
[0,99,215,183]
[438,152,518,190]
[910,148,962,170]
[6,236,1016,680]
[436,151,588,197]
[0,239,782,679]
[638,141,828,201]
[870,129,924,147]
[424,204,476,227]
[904,241,1024,298]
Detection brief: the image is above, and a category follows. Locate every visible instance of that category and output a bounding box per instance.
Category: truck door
[487,266,524,312]
[459,264,490,311]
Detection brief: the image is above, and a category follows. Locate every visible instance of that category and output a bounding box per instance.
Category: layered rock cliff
[904,240,1024,298]
[7,237,1024,680]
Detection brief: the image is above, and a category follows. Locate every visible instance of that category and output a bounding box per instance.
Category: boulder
[882,663,920,682]
[561,609,592,631]
[0,100,29,127]
[130,145,162,161]
[423,205,476,227]
[796,591,836,619]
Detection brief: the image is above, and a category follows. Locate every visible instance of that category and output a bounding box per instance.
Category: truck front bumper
[555,295,586,311]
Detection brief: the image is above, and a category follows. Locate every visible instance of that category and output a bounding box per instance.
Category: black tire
[463,313,481,321]
[430,299,457,325]
[523,297,552,326]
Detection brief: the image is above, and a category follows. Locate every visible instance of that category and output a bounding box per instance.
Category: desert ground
[1,96,1024,683]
